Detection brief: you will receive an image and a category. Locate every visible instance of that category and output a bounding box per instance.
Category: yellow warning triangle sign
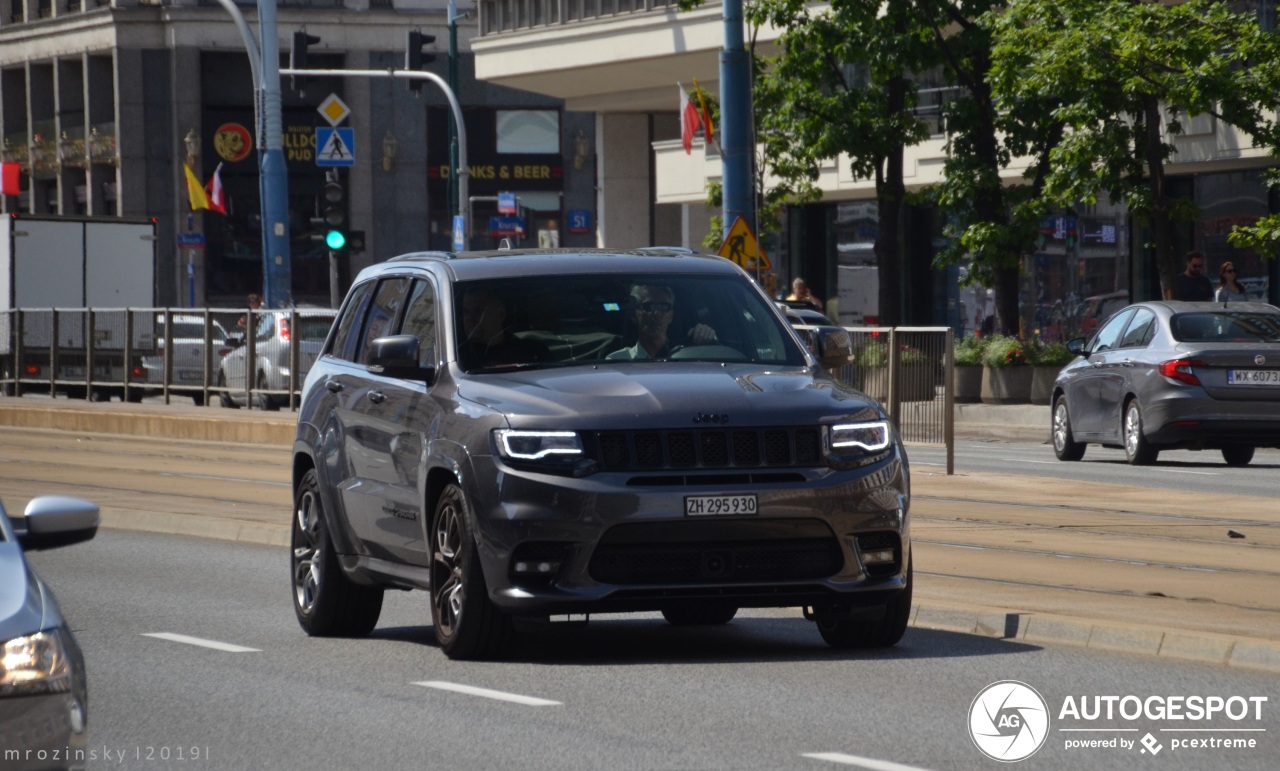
[717,216,772,271]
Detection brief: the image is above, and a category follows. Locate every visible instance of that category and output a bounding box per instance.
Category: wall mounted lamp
[382,130,397,172]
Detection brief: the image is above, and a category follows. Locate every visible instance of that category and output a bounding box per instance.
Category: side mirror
[13,495,100,551]
[367,335,434,382]
[1066,338,1086,357]
[816,327,854,370]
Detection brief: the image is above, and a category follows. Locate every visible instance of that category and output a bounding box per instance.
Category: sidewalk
[2,395,1276,673]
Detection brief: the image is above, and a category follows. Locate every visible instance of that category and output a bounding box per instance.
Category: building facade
[0,0,597,307]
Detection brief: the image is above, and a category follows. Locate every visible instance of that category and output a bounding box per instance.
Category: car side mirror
[367,334,434,383]
[815,327,854,370]
[13,495,100,551]
[1066,338,1086,357]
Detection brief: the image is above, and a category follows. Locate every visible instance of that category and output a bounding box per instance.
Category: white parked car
[218,309,335,410]
[142,314,232,405]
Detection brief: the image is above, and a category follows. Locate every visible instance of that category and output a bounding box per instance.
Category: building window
[496,110,560,154]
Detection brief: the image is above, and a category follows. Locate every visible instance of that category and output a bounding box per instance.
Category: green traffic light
[325,229,346,250]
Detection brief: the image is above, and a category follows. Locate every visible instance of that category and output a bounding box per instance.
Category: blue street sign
[176,232,206,247]
[453,215,466,251]
[489,215,526,237]
[567,209,592,234]
[316,127,356,167]
[498,192,517,214]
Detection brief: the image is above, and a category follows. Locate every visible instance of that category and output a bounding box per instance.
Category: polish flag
[680,83,702,155]
[204,163,226,215]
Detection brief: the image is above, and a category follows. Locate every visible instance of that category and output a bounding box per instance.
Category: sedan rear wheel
[430,484,513,660]
[291,469,384,636]
[1123,400,1159,465]
[1052,397,1086,461]
[1222,446,1255,467]
[218,372,239,409]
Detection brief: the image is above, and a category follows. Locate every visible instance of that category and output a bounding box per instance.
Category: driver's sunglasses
[638,301,673,313]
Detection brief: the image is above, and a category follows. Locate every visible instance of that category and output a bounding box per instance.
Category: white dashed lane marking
[142,632,260,653]
[413,681,561,706]
[802,753,935,770]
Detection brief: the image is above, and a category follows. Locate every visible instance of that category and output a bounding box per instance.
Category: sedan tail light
[1159,358,1206,386]
[279,317,291,343]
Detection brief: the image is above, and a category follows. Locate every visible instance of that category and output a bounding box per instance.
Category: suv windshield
[454,273,805,372]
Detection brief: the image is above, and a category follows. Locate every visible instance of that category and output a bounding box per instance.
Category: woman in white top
[1214,261,1249,302]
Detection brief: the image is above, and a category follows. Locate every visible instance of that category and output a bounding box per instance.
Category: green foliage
[856,339,929,368]
[981,335,1027,368]
[953,334,988,367]
[1024,339,1074,367]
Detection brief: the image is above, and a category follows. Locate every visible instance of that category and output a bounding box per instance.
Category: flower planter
[856,366,936,403]
[981,366,1033,405]
[953,365,983,404]
[1030,365,1064,405]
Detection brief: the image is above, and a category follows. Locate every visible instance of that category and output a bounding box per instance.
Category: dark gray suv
[291,248,911,659]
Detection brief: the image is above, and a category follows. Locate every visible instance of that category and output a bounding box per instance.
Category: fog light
[861,549,896,565]
[514,561,561,574]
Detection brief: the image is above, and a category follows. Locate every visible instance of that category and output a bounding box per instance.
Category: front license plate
[177,371,203,382]
[685,494,758,516]
[61,366,84,378]
[1227,369,1280,385]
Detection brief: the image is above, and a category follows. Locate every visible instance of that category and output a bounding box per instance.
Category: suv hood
[456,362,880,427]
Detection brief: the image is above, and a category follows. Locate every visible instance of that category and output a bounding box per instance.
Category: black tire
[1122,400,1159,465]
[218,372,239,409]
[661,604,738,626]
[254,372,278,411]
[124,388,144,403]
[191,392,206,407]
[291,469,384,636]
[1051,397,1086,461]
[816,554,912,649]
[430,483,513,660]
[1222,446,1255,467]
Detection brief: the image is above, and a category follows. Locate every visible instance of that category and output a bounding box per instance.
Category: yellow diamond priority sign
[717,216,771,271]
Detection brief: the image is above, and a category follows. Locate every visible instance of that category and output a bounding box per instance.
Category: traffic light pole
[258,0,293,309]
[280,67,470,248]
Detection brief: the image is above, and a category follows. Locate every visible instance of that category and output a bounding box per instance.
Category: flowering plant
[981,335,1028,368]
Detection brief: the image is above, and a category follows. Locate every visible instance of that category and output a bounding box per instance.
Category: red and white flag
[204,162,226,215]
[0,161,20,197]
[680,83,702,155]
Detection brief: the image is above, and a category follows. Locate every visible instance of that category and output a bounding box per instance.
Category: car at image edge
[289,247,911,660]
[0,494,99,769]
[1051,300,1280,465]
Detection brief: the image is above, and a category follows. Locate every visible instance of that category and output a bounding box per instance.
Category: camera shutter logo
[968,681,1051,762]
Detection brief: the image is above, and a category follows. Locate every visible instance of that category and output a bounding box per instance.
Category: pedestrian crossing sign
[316,127,355,167]
[717,216,771,270]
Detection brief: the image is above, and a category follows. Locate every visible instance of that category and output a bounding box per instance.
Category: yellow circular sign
[213,123,252,163]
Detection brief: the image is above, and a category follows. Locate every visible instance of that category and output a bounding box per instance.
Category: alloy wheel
[432,500,465,639]
[293,487,323,615]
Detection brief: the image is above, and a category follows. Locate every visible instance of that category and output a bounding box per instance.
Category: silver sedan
[1051,300,1280,465]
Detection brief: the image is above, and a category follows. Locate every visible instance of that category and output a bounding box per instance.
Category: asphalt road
[25,529,1279,771]
[907,440,1280,498]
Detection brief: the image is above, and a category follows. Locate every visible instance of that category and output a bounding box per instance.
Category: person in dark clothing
[1175,251,1213,301]
[458,287,550,370]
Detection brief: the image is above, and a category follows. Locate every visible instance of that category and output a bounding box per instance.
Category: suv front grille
[588,427,822,472]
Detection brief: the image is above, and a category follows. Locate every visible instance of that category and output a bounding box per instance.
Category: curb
[912,603,1280,675]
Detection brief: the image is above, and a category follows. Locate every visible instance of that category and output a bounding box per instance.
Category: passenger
[786,277,824,311]
[607,284,717,360]
[458,287,550,370]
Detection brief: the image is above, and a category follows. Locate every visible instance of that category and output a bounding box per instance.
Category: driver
[607,283,717,360]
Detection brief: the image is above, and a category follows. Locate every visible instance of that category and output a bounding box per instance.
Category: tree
[988,0,1268,300]
[748,0,938,325]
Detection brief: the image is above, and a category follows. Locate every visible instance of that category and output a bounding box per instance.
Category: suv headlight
[1,630,73,697]
[495,430,583,460]
[830,420,891,452]
[826,420,893,469]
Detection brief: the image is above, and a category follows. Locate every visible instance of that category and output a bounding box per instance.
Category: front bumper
[464,450,910,616]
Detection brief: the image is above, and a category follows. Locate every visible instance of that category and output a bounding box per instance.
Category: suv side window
[1118,308,1156,348]
[358,279,412,365]
[330,281,376,362]
[1090,309,1134,353]
[400,279,437,367]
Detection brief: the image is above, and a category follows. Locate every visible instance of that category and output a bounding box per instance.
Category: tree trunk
[1141,96,1178,299]
[875,78,908,326]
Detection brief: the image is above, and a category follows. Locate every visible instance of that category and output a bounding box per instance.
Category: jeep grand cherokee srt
[291,248,911,660]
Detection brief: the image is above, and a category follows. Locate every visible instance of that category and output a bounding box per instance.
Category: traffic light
[405,30,437,92]
[311,170,348,251]
[291,29,321,94]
